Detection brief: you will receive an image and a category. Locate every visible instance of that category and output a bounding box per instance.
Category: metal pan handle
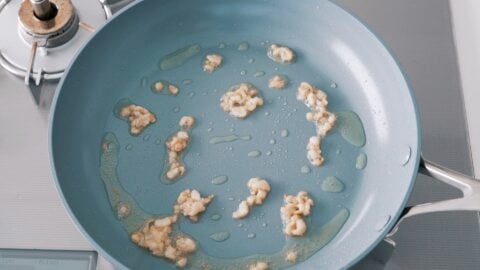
[387,156,480,237]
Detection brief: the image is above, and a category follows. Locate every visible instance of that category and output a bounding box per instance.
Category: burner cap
[0,0,106,82]
[19,0,79,48]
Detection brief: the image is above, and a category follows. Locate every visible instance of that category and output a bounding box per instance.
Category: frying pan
[49,0,480,269]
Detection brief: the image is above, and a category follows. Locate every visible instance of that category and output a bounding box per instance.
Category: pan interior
[51,0,420,269]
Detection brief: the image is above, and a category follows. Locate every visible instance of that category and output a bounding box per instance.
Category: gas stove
[0,1,479,269]
[0,0,131,109]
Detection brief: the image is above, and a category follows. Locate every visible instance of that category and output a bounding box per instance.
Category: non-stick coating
[50,0,420,269]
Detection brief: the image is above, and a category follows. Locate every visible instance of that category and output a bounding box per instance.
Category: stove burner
[18,0,79,48]
[0,0,132,105]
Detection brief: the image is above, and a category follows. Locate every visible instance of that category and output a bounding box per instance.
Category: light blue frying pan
[49,0,480,269]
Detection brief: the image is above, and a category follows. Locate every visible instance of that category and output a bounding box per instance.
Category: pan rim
[329,1,422,268]
[48,0,422,269]
[48,2,140,270]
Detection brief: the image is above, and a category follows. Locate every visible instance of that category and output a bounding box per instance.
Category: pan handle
[386,156,480,237]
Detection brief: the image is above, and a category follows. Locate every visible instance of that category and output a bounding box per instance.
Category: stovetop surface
[338,1,480,269]
[1,0,479,269]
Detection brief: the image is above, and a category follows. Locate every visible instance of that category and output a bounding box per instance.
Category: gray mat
[335,1,480,269]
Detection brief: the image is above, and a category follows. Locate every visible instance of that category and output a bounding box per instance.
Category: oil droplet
[240,70,247,76]
[227,146,233,151]
[209,134,252,144]
[187,91,195,98]
[202,91,208,96]
[375,215,391,231]
[182,79,193,85]
[209,121,214,125]
[125,144,133,151]
[237,41,249,51]
[140,76,148,87]
[293,108,297,112]
[218,42,226,48]
[336,149,342,155]
[116,202,131,219]
[248,150,262,158]
[209,231,230,242]
[229,127,235,132]
[207,127,213,132]
[254,71,266,77]
[301,165,311,174]
[401,147,412,166]
[337,111,366,147]
[271,130,276,135]
[228,197,235,201]
[264,111,271,116]
[155,139,161,145]
[143,135,150,141]
[321,176,345,193]
[356,152,367,170]
[287,112,292,117]
[238,223,243,228]
[269,139,276,145]
[172,107,180,113]
[248,58,255,64]
[247,233,256,239]
[283,101,288,106]
[210,214,222,221]
[266,151,272,156]
[281,129,289,137]
[211,175,228,185]
[274,67,279,71]
[159,43,201,70]
[262,223,268,227]
[330,83,337,88]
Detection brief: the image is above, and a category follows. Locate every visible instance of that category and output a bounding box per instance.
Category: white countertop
[450,0,480,177]
[0,72,91,250]
[0,71,115,268]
